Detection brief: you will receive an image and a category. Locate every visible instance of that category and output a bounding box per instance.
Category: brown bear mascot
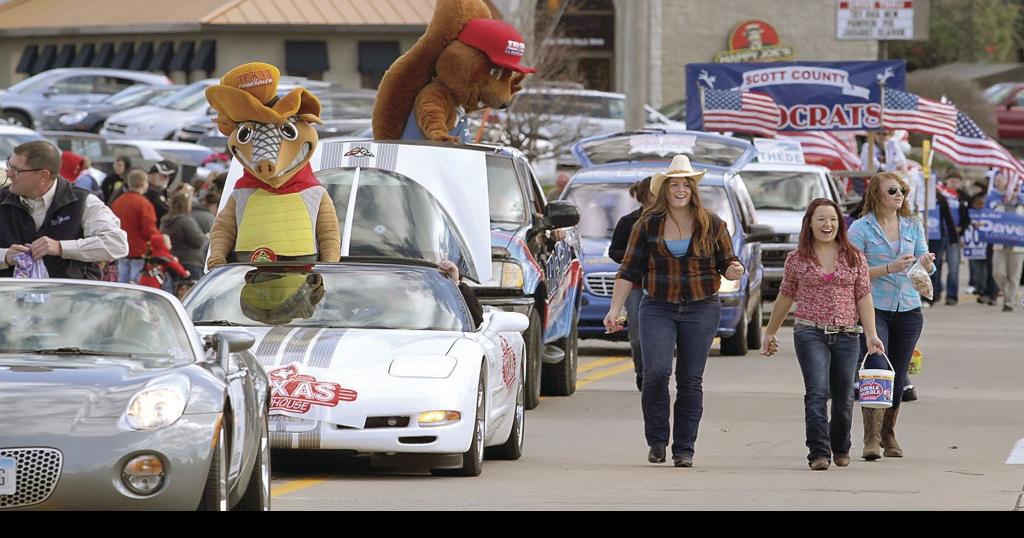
[372,0,536,143]
[205,62,341,269]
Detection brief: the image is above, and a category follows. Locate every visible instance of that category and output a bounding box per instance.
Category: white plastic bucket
[858,353,895,409]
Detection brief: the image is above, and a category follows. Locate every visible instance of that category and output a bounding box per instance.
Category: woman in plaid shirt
[604,156,744,468]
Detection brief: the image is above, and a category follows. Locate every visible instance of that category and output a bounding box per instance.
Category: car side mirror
[206,331,255,371]
[544,200,580,229]
[745,224,775,244]
[484,312,530,336]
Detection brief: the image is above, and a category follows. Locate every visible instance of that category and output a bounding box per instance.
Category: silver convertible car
[0,280,270,511]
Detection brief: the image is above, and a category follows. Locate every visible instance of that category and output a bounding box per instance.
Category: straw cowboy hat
[651,155,707,196]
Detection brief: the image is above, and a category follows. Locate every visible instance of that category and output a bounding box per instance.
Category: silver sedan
[0,280,270,511]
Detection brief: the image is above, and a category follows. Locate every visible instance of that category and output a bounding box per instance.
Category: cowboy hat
[651,155,707,196]
[205,62,321,132]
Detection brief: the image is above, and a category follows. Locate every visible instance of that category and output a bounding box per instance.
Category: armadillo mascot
[206,62,340,269]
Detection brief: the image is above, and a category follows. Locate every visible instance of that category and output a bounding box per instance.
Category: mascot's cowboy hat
[651,155,707,196]
[205,62,322,135]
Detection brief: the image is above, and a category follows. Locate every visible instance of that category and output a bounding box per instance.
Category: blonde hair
[645,176,715,256]
[126,169,148,191]
[861,171,912,219]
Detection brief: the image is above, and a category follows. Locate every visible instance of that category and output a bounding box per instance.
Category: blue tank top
[666,239,691,257]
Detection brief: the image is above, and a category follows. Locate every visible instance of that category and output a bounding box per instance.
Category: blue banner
[971,209,1024,247]
[686,61,907,132]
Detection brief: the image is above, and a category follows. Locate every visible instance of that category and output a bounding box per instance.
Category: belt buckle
[824,325,840,335]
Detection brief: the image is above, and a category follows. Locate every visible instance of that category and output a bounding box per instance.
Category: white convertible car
[184,260,528,477]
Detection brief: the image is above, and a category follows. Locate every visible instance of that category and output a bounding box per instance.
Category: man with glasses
[0,141,128,280]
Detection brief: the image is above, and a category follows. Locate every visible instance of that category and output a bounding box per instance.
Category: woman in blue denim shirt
[848,172,936,462]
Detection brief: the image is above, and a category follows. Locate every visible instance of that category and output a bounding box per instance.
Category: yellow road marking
[578,362,637,388]
[272,476,328,498]
[578,357,630,373]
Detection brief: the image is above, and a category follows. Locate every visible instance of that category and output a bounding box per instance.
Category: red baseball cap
[457,19,537,74]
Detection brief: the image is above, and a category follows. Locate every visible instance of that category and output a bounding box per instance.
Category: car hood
[755,210,803,236]
[490,223,525,252]
[107,105,199,123]
[0,355,191,435]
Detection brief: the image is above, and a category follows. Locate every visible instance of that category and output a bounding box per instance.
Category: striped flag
[882,89,958,136]
[702,89,780,137]
[933,111,1024,186]
[777,131,862,171]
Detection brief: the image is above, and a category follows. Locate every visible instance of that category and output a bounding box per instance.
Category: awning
[149,41,174,71]
[90,42,114,67]
[109,42,134,69]
[285,40,329,74]
[169,40,194,71]
[358,41,400,73]
[190,40,216,72]
[31,44,56,74]
[54,44,75,68]
[72,43,94,67]
[129,42,154,71]
[15,45,38,74]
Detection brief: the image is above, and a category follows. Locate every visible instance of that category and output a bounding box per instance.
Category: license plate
[0,457,15,495]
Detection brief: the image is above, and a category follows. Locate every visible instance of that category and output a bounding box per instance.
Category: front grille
[105,122,128,135]
[586,273,617,297]
[0,448,63,509]
[762,249,790,265]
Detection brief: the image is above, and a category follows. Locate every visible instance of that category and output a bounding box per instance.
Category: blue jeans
[793,326,860,461]
[117,258,145,284]
[861,308,924,408]
[639,295,721,457]
[929,237,961,301]
[625,287,644,384]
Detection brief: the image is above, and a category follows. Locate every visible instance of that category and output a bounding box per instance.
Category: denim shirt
[848,213,935,312]
[401,108,468,142]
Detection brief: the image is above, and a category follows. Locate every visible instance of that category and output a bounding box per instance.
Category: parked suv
[0,68,172,129]
[567,130,774,356]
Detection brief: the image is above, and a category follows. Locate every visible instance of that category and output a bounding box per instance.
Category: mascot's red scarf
[235,164,321,195]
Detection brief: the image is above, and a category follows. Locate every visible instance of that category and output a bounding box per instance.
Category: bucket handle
[859,352,894,374]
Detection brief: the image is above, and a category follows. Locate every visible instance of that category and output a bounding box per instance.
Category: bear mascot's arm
[415,83,461,143]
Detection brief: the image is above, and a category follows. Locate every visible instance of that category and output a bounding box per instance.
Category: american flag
[933,111,1024,186]
[702,89,780,137]
[882,89,958,136]
[777,131,862,171]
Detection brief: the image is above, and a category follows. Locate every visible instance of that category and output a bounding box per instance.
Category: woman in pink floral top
[762,199,885,471]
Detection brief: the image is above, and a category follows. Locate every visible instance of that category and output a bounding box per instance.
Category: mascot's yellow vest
[234,188,325,258]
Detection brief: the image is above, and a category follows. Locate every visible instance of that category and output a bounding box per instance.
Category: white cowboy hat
[651,155,707,196]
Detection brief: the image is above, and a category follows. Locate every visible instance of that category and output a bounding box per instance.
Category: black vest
[0,178,100,279]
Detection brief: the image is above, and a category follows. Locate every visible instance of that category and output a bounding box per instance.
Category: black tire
[197,420,229,511]
[432,368,486,477]
[542,308,578,397]
[486,360,525,461]
[234,411,271,511]
[523,310,543,410]
[746,295,763,352]
[2,110,31,128]
[720,308,749,356]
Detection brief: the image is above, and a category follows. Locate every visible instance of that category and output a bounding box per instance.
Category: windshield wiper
[194,320,245,327]
[32,347,137,357]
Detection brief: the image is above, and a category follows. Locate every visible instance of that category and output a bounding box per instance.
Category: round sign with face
[729,20,781,51]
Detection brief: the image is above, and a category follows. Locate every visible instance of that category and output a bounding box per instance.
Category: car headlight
[124,374,190,431]
[59,111,88,125]
[477,261,524,289]
[418,411,461,427]
[719,278,742,294]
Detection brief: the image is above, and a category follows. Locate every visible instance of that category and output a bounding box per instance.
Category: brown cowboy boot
[862,408,884,461]
[881,407,904,458]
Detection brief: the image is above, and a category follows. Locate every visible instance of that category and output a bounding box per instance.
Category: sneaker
[946,297,958,306]
[809,457,830,471]
[966,286,977,295]
[672,454,693,468]
[648,446,666,464]
[902,386,918,402]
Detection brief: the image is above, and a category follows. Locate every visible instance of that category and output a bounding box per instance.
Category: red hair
[796,198,862,269]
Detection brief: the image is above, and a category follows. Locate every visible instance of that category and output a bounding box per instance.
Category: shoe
[673,454,693,468]
[966,286,976,295]
[946,298,958,306]
[977,296,990,304]
[922,302,932,309]
[881,407,904,458]
[648,446,666,464]
[988,297,997,306]
[834,454,851,467]
[1004,305,1014,313]
[809,457,830,471]
[862,408,884,461]
[902,386,918,402]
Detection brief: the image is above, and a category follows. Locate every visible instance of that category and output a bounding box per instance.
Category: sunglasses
[887,186,909,197]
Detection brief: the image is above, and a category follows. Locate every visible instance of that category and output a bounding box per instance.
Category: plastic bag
[908,261,932,300]
[12,252,49,279]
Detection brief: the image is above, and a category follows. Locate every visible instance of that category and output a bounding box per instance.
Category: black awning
[15,45,38,74]
[90,42,114,67]
[109,42,135,69]
[149,41,174,71]
[358,41,400,73]
[31,44,57,75]
[169,41,194,71]
[190,40,216,72]
[129,42,154,71]
[54,44,76,68]
[285,40,329,74]
[72,43,95,67]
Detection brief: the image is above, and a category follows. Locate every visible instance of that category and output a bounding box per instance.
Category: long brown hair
[629,177,653,204]
[645,175,714,256]
[798,198,861,269]
[861,171,912,218]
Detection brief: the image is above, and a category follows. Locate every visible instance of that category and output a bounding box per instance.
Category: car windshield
[317,167,475,280]
[154,83,211,111]
[512,93,625,119]
[984,83,1016,105]
[5,71,61,94]
[564,183,640,240]
[185,265,472,331]
[0,133,44,157]
[742,170,825,211]
[103,86,170,107]
[321,96,375,120]
[487,156,528,223]
[579,133,749,168]
[0,284,194,361]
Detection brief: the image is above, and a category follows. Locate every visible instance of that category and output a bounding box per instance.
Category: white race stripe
[1007,439,1024,464]
[340,166,360,256]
